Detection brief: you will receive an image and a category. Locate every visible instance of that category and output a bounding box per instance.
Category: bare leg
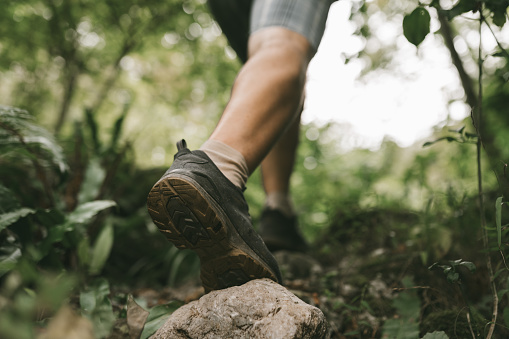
[148,17,319,294]
[258,109,309,252]
[209,27,314,173]
[261,110,301,195]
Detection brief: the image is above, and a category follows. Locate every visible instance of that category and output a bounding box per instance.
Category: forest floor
[104,207,503,339]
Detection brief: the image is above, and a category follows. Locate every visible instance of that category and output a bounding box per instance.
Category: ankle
[264,191,295,218]
[200,139,249,189]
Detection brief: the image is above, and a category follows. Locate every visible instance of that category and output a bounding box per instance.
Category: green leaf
[447,271,460,283]
[0,185,20,212]
[464,132,478,139]
[0,208,35,231]
[80,290,97,314]
[37,274,77,313]
[492,48,509,60]
[339,302,361,312]
[383,318,420,339]
[110,106,129,150]
[0,106,68,173]
[67,200,116,224]
[498,288,509,299]
[393,290,420,320]
[423,141,434,147]
[492,10,507,27]
[421,331,449,339]
[459,261,476,273]
[140,301,183,339]
[0,247,22,277]
[504,306,509,327]
[80,278,115,338]
[78,159,106,204]
[496,196,503,247]
[445,0,479,19]
[35,208,65,227]
[169,250,192,286]
[494,268,506,280]
[360,299,374,313]
[77,237,91,267]
[423,136,460,147]
[428,262,439,270]
[85,108,101,152]
[40,224,69,257]
[384,276,421,339]
[449,258,463,266]
[403,7,431,46]
[38,207,77,257]
[89,224,114,275]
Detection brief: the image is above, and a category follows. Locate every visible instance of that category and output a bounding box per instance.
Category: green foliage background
[0,0,508,338]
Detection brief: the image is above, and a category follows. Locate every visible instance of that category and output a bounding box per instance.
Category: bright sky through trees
[303,1,471,150]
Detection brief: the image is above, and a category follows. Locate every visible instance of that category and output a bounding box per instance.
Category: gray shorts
[208,0,335,62]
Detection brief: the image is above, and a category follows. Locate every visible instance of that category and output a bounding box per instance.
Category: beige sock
[265,192,295,218]
[200,139,249,189]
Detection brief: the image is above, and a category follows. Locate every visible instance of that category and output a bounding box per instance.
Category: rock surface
[152,278,328,339]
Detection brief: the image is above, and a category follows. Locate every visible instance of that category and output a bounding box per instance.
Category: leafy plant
[139,301,183,339]
[80,278,116,338]
[423,126,478,148]
[428,259,476,284]
[402,0,509,49]
[402,1,509,336]
[0,106,122,337]
[0,104,203,337]
[382,277,421,339]
[124,293,183,339]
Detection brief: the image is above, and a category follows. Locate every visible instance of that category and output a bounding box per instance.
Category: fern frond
[0,105,68,173]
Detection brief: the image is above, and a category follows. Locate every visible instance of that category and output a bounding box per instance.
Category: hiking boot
[258,208,309,253]
[147,140,282,292]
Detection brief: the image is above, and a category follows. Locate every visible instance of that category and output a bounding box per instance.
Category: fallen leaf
[127,294,149,339]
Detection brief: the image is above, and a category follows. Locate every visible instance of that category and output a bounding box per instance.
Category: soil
[107,207,508,338]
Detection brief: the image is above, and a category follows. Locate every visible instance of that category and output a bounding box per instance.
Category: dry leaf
[127,294,149,339]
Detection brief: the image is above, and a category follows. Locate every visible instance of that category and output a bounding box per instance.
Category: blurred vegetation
[1,0,509,338]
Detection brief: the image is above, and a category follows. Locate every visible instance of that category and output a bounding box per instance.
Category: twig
[391,286,431,291]
[499,248,509,271]
[453,307,460,338]
[454,307,476,339]
[484,19,509,60]
[466,311,476,339]
[473,9,498,339]
[437,10,478,110]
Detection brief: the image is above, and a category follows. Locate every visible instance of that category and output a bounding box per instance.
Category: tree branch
[437,11,478,111]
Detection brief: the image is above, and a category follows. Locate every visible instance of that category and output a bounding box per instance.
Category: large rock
[152,278,328,339]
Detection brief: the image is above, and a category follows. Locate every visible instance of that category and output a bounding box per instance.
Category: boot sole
[147,173,277,292]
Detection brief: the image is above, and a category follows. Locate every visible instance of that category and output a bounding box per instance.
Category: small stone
[152,279,328,339]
